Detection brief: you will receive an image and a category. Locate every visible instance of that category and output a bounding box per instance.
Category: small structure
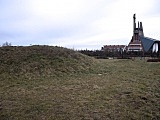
[102,45,126,52]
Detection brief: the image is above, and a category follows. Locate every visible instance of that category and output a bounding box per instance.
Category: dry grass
[0,46,160,120]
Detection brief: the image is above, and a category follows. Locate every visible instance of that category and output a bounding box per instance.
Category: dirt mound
[0,46,95,76]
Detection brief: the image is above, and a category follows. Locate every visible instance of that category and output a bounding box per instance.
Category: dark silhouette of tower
[127,14,143,51]
[132,14,144,41]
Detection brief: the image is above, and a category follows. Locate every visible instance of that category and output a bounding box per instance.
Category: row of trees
[1,42,12,47]
[79,50,159,59]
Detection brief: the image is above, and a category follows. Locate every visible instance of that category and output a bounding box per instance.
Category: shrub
[147,59,160,62]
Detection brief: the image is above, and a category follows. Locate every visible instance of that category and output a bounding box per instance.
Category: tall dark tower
[132,14,144,41]
[133,14,136,34]
[139,22,144,36]
[127,14,143,51]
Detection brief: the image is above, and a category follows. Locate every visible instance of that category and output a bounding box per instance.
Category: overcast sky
[0,0,160,50]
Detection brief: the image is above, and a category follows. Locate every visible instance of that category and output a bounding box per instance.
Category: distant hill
[0,46,95,77]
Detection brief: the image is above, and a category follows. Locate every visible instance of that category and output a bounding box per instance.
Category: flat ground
[0,58,160,119]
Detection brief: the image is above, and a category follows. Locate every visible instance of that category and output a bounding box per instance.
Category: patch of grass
[0,46,160,119]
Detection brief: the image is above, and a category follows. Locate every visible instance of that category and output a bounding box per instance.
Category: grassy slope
[0,46,160,120]
[0,46,95,77]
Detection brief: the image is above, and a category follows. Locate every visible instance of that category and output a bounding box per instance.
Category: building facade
[102,45,126,52]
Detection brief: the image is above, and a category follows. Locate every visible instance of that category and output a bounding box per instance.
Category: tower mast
[133,14,136,35]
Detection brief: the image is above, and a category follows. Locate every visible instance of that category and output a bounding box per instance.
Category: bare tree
[2,42,12,46]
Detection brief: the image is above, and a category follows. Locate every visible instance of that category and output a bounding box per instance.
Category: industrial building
[102,14,160,53]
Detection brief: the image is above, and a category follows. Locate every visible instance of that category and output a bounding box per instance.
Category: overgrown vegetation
[79,49,160,59]
[147,58,160,62]
[0,46,160,119]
